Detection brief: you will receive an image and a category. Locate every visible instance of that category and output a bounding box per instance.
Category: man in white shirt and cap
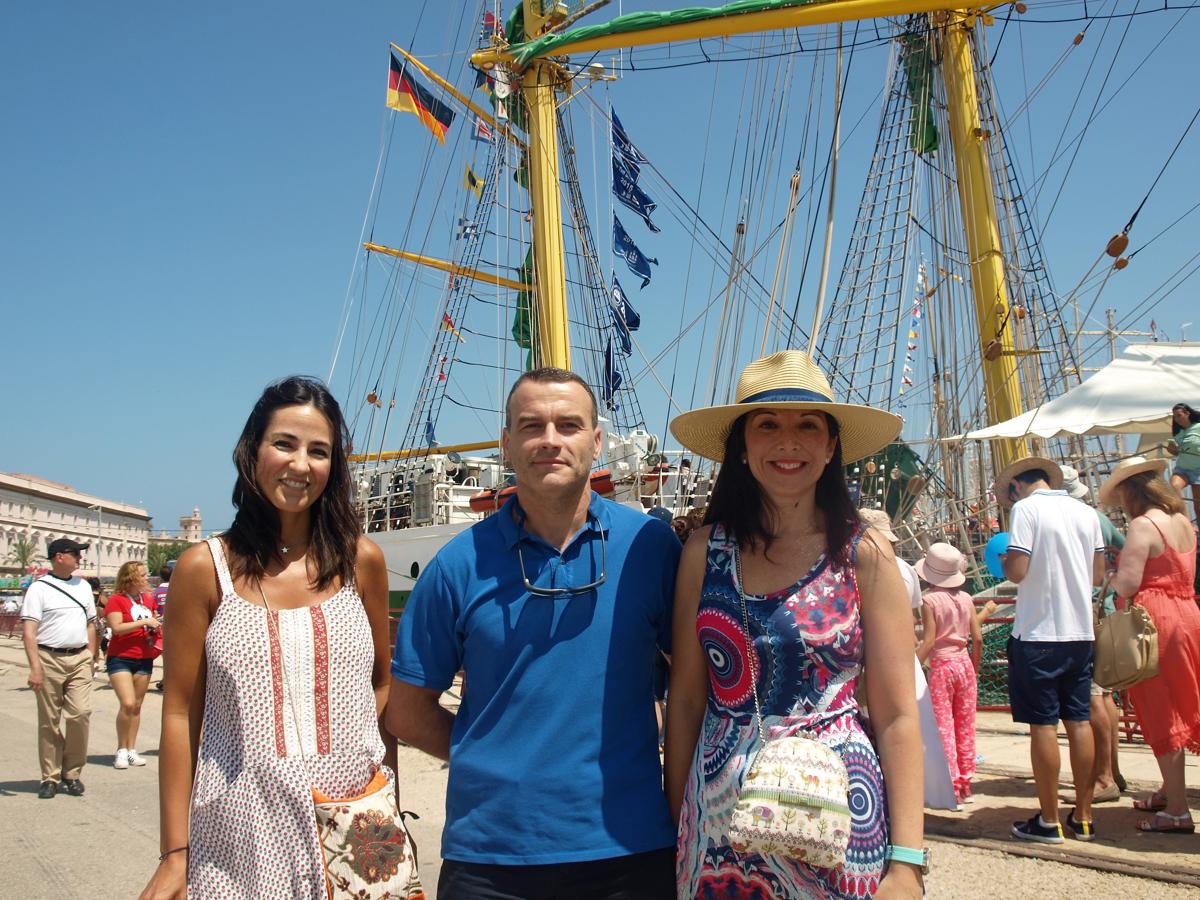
[22,538,98,799]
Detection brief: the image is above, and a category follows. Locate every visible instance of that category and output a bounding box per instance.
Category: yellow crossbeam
[349,439,501,463]
[473,0,993,68]
[365,243,532,292]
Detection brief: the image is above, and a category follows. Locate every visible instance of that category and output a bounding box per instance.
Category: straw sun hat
[994,456,1064,509]
[669,351,903,464]
[1098,456,1169,506]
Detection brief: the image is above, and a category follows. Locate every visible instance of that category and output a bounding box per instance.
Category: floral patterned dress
[677,525,888,899]
[188,539,387,899]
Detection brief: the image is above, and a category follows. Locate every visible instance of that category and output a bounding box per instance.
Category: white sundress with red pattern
[188,538,384,899]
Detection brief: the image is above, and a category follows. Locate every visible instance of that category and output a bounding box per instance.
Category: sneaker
[113,749,130,769]
[37,780,58,800]
[63,778,85,796]
[1012,814,1064,844]
[960,785,975,804]
[126,749,147,767]
[1066,809,1096,842]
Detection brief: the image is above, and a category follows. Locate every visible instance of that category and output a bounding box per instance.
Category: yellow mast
[469,0,1026,439]
[940,12,1027,467]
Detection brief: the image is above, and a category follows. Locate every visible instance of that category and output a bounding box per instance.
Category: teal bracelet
[884,844,929,873]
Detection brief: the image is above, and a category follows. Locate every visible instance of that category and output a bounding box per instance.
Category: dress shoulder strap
[206,537,236,598]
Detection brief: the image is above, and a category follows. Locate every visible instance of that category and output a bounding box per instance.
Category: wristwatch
[885,844,930,875]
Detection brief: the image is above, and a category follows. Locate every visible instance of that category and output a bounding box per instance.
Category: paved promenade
[1,636,1197,898]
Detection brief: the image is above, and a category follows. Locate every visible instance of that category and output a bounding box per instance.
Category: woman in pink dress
[138,377,403,899]
[1103,456,1200,833]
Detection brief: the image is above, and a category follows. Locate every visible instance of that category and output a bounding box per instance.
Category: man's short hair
[1013,468,1051,487]
[504,367,599,428]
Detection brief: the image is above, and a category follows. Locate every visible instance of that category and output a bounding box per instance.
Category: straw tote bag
[258,582,425,899]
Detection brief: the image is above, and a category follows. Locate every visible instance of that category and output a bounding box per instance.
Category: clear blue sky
[4,2,1196,535]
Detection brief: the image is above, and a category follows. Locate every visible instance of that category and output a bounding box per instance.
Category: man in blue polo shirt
[387,367,680,899]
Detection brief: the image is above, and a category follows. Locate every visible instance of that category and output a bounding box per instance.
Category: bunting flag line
[612,157,661,233]
[610,276,641,355]
[456,217,481,240]
[603,339,623,411]
[483,10,503,36]
[473,66,493,96]
[464,165,485,198]
[611,109,648,178]
[898,263,926,401]
[387,53,455,144]
[472,117,495,143]
[442,312,466,343]
[613,215,658,289]
[437,354,449,382]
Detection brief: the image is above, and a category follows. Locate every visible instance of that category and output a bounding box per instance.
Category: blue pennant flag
[611,109,648,179]
[613,215,658,289]
[612,157,661,233]
[603,339,623,411]
[610,276,640,355]
[424,413,437,448]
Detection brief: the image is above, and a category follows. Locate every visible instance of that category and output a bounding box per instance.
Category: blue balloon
[985,532,1010,579]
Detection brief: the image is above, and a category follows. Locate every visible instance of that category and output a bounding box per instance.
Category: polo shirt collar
[1032,488,1067,497]
[497,491,611,550]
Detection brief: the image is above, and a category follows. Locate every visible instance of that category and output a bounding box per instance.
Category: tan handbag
[1093,586,1159,691]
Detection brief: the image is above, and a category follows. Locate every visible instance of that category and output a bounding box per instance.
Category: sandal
[1132,791,1168,812]
[1136,811,1195,834]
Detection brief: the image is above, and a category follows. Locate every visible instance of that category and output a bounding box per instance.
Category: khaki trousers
[35,648,93,782]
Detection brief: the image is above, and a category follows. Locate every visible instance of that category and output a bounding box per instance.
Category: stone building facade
[0,472,151,579]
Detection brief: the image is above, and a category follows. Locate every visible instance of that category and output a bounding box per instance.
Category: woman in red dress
[1103,457,1200,833]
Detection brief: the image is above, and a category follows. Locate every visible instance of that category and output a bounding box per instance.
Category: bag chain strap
[734,545,768,747]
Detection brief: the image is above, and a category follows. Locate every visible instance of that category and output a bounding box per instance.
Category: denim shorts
[438,847,674,900]
[1174,464,1200,486]
[106,655,154,677]
[1007,637,1093,725]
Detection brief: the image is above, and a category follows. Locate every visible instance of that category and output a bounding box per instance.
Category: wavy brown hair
[703,411,859,567]
[1117,470,1186,518]
[225,376,359,591]
[114,561,147,597]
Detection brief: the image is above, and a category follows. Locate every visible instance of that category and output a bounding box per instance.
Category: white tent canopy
[960,342,1200,441]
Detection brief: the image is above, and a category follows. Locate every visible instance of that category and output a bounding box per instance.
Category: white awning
[958,342,1200,441]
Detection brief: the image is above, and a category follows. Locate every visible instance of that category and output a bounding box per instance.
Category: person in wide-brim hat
[669,350,902,464]
[915,542,967,589]
[1098,456,1169,506]
[994,455,1064,509]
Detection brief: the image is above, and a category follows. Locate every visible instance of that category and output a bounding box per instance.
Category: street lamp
[88,503,103,579]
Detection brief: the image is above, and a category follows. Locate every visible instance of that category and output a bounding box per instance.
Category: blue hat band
[739,387,833,405]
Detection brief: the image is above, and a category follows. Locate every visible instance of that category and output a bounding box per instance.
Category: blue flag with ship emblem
[611,109,647,179]
[613,215,657,289]
[612,157,661,233]
[610,276,640,355]
[603,339,623,411]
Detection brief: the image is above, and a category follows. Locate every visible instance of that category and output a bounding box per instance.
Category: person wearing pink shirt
[916,543,981,805]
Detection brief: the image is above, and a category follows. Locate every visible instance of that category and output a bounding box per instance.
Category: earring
[741,457,748,464]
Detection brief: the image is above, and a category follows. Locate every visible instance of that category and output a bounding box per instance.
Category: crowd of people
[15,361,1197,899]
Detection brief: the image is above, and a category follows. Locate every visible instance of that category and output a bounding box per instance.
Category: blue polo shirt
[391,492,680,865]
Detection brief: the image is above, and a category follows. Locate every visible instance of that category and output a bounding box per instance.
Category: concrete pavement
[2,636,1198,898]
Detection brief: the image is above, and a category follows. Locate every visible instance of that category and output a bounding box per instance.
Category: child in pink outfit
[916,542,982,805]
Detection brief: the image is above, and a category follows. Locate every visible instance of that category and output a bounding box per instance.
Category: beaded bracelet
[159,845,189,861]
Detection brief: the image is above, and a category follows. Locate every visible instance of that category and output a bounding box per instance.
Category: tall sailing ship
[329,1,1187,608]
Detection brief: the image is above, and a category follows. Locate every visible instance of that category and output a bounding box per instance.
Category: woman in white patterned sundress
[138,377,396,900]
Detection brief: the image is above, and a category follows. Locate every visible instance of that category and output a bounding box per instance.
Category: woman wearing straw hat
[915,543,982,807]
[1102,456,1200,833]
[664,351,925,899]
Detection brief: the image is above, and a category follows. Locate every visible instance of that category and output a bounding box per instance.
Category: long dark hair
[1172,402,1200,435]
[225,376,359,590]
[703,411,860,567]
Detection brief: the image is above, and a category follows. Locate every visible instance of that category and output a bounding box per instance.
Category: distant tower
[180,507,202,543]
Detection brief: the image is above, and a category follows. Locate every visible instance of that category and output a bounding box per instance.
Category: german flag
[387,53,455,144]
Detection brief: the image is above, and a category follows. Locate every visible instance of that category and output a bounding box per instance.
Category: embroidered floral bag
[727,549,852,870]
[258,581,425,899]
